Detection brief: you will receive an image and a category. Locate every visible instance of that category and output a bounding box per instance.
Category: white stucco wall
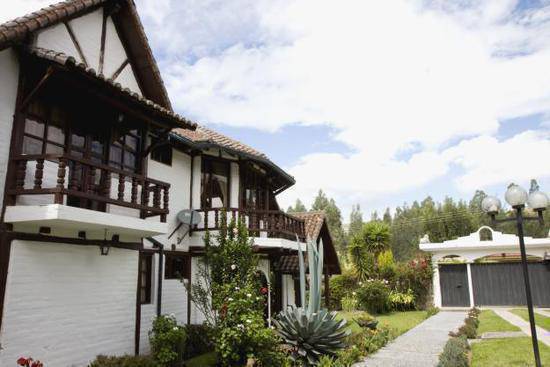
[0,241,138,367]
[0,48,19,207]
[36,8,141,95]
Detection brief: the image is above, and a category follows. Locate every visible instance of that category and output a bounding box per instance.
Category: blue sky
[5,0,550,220]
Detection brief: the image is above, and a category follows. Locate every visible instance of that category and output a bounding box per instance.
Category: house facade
[0,1,340,366]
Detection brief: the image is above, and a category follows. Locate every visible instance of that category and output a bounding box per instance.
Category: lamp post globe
[481,196,501,214]
[528,191,549,211]
[505,184,528,208]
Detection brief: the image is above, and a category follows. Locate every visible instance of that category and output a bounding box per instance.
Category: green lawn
[337,310,428,336]
[478,309,521,334]
[184,351,217,367]
[471,337,550,367]
[512,309,550,331]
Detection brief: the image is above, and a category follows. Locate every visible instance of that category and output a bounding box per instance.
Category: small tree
[188,213,284,366]
[349,221,390,279]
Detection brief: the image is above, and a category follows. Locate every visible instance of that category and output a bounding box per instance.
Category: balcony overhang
[4,204,167,237]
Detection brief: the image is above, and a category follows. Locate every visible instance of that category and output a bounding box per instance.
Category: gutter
[146,237,164,317]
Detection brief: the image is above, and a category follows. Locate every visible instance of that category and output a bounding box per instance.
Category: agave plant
[273,237,349,365]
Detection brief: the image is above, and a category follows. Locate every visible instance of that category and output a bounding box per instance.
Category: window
[151,137,172,165]
[139,254,153,304]
[165,254,189,280]
[241,164,269,210]
[22,102,66,155]
[201,157,230,208]
[109,129,141,172]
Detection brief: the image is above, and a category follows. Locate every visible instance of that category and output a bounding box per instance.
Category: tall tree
[287,198,307,213]
[311,190,346,255]
[382,207,392,225]
[348,204,363,239]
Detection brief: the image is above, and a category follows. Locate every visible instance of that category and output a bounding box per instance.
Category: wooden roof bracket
[17,66,55,112]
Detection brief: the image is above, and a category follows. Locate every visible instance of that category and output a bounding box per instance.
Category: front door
[439,264,470,307]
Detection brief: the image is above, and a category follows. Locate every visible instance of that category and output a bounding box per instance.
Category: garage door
[471,262,550,307]
[439,264,470,307]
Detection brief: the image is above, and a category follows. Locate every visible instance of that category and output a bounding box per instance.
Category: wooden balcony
[193,207,306,241]
[7,154,170,222]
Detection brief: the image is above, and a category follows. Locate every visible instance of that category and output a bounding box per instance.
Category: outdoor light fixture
[482,183,549,367]
[100,229,110,256]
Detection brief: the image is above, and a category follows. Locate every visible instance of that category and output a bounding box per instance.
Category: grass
[337,310,428,336]
[471,337,550,366]
[184,351,217,367]
[511,309,550,331]
[478,309,521,334]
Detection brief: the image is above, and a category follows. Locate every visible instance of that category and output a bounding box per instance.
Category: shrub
[353,315,378,330]
[329,271,358,310]
[388,288,415,311]
[393,256,432,309]
[88,355,155,367]
[341,295,359,312]
[426,306,440,317]
[183,324,214,360]
[437,335,469,367]
[17,357,43,367]
[356,279,390,314]
[449,307,480,339]
[149,315,186,367]
[377,250,396,279]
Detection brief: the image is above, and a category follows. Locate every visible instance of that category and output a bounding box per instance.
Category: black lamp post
[481,184,549,367]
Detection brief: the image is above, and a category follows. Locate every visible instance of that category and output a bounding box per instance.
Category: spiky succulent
[273,237,349,365]
[273,306,349,365]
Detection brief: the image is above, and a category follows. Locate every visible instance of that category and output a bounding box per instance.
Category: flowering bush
[17,357,43,367]
[341,294,359,312]
[388,289,415,311]
[392,256,432,309]
[356,279,391,314]
[328,271,358,310]
[196,215,286,366]
[149,314,186,367]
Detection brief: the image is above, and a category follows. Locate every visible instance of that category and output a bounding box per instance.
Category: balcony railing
[193,207,306,241]
[8,154,170,222]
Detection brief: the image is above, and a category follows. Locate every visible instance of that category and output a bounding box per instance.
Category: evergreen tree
[287,198,307,213]
[382,208,392,225]
[348,204,363,239]
[311,190,346,255]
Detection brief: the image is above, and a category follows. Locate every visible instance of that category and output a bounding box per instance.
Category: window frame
[164,253,189,280]
[200,156,231,209]
[22,102,66,156]
[150,136,173,166]
[139,253,153,305]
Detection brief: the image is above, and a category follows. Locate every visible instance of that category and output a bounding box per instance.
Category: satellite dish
[168,209,202,243]
[177,209,201,226]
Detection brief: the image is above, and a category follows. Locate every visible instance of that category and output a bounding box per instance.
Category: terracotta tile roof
[173,126,268,159]
[27,47,196,129]
[290,211,326,241]
[0,0,172,109]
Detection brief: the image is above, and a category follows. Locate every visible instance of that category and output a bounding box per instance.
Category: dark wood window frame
[201,155,231,209]
[22,102,66,156]
[240,163,271,211]
[164,253,189,280]
[139,253,153,305]
[150,136,173,166]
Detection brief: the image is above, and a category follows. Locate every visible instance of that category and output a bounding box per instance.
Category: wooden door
[439,264,470,307]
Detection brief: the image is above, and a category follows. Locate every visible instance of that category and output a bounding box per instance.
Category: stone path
[535,309,550,318]
[353,311,466,367]
[493,309,550,346]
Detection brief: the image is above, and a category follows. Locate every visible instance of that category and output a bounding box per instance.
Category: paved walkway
[353,311,466,367]
[535,309,550,318]
[493,309,550,346]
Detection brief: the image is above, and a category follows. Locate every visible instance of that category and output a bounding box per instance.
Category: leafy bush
[392,256,432,309]
[183,324,214,360]
[329,271,358,310]
[377,250,396,279]
[149,315,186,367]
[341,295,359,312]
[426,306,440,317]
[88,355,155,367]
[437,335,470,367]
[388,289,415,311]
[450,307,480,339]
[356,279,390,314]
[353,315,378,330]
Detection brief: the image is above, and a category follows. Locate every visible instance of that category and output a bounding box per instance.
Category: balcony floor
[4,204,168,237]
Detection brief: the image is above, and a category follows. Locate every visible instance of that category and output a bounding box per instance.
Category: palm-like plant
[349,221,390,279]
[273,237,349,365]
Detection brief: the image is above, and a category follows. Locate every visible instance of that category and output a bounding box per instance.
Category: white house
[420,226,550,309]
[0,1,341,366]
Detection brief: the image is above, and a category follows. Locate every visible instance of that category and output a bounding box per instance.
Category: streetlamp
[482,183,549,367]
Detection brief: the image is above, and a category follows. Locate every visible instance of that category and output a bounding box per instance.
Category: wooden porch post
[324,266,330,308]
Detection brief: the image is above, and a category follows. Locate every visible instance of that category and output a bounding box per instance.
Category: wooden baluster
[69,163,78,191]
[103,170,111,198]
[204,209,209,230]
[15,160,26,189]
[118,174,125,201]
[131,178,138,204]
[161,186,169,223]
[54,159,66,204]
[33,159,44,189]
[153,185,161,209]
[88,166,96,194]
[214,208,219,229]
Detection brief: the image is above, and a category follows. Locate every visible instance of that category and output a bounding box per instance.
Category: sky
[3,0,550,220]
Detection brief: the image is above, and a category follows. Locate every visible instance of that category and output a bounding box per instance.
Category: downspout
[147,237,164,317]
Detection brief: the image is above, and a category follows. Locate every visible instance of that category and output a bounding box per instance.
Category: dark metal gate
[439,264,470,307]
[471,262,550,307]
